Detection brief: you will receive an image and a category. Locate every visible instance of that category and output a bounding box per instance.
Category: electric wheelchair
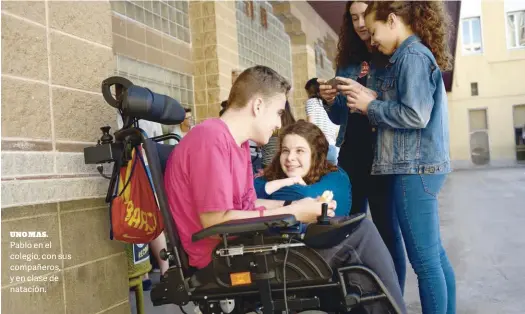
[84,76,405,314]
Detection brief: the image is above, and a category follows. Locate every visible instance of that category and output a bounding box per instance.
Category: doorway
[469,108,490,165]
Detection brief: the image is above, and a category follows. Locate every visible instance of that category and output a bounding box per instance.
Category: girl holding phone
[318,1,406,292]
[345,2,456,313]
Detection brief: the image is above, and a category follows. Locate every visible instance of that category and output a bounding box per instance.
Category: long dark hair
[365,1,453,71]
[335,1,372,69]
[263,120,338,184]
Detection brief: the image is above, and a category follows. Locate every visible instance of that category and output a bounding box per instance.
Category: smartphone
[326,77,347,89]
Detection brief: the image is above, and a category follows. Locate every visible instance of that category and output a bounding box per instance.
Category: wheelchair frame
[86,76,404,314]
[123,131,403,314]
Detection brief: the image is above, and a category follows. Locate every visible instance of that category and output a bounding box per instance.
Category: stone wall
[1,1,128,313]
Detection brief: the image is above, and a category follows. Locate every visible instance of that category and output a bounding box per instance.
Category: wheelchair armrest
[192,214,297,242]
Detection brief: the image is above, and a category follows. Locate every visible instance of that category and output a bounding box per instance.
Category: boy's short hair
[226,65,291,110]
[219,100,228,117]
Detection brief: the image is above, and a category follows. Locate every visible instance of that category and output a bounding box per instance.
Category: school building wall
[0,1,337,313]
[448,0,525,169]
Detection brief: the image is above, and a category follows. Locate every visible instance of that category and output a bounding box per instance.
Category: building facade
[1,1,337,312]
[449,0,525,168]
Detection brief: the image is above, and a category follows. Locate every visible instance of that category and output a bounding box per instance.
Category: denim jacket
[367,35,451,175]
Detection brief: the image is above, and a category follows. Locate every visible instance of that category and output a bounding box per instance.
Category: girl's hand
[336,77,378,99]
[290,197,336,223]
[317,78,338,104]
[288,176,306,186]
[346,83,377,114]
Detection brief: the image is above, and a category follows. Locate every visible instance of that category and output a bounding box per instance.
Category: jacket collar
[389,34,421,64]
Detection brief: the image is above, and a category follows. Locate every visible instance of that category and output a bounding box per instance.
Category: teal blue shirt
[254,167,352,217]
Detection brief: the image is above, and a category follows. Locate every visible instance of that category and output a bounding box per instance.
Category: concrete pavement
[131,167,525,314]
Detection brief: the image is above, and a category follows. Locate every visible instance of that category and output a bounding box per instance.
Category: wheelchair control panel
[267,203,367,250]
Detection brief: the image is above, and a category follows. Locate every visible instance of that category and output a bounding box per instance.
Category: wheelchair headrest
[102,76,186,125]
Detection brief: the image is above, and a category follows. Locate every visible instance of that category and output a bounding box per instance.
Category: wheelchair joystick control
[317,203,330,225]
[99,126,113,145]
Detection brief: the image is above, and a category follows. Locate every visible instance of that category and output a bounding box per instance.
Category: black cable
[96,165,112,180]
[283,237,294,313]
[179,305,190,314]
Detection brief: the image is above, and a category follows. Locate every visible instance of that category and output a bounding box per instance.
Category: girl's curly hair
[365,1,453,71]
[262,120,338,185]
[335,1,371,69]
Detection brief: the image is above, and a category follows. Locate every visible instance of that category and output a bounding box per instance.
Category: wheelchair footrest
[273,297,320,311]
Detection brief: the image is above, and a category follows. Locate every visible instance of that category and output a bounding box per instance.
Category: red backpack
[109,145,164,243]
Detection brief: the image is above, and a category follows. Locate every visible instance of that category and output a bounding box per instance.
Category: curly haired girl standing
[345,1,456,313]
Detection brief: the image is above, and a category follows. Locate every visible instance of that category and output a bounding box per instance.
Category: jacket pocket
[394,129,421,162]
[376,76,396,92]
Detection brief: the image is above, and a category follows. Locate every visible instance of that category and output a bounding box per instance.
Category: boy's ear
[251,97,263,117]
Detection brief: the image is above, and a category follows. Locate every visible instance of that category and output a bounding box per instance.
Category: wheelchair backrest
[142,138,191,271]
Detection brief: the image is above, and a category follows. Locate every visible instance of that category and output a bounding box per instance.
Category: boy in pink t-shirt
[164,66,335,269]
[164,118,262,268]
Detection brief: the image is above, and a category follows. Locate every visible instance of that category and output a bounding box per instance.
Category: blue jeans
[352,174,407,293]
[392,174,456,314]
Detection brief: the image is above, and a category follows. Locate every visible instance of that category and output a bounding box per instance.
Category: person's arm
[325,93,347,125]
[254,177,286,208]
[199,200,322,229]
[367,53,437,129]
[305,98,317,124]
[254,199,286,209]
[254,176,304,207]
[264,177,304,195]
[324,69,347,126]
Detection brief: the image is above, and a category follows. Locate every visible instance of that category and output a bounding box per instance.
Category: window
[471,82,479,96]
[461,17,483,53]
[506,10,525,48]
[236,1,293,82]
[116,55,194,108]
[244,1,254,19]
[110,1,190,43]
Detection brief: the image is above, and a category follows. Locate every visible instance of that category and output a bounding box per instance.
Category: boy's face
[252,93,286,145]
